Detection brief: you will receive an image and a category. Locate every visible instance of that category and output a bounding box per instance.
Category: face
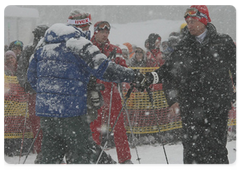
[11,46,22,56]
[135,50,144,62]
[5,55,17,66]
[186,17,206,36]
[95,29,110,44]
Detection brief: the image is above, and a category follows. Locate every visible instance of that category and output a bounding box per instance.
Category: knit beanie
[185,5,211,25]
[67,9,92,28]
[5,50,16,59]
[9,40,23,51]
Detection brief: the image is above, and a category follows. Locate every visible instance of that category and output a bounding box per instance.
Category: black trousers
[181,106,229,164]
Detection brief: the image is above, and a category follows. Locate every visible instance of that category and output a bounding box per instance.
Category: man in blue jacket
[27,10,141,164]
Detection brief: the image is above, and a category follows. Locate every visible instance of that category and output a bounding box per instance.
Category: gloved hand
[144,72,154,87]
[133,71,155,92]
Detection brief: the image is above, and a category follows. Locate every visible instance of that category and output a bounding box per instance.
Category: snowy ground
[4,140,236,165]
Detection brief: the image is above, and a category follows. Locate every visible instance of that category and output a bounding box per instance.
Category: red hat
[185,5,211,25]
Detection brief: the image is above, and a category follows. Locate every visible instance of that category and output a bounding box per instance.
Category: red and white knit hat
[67,9,92,28]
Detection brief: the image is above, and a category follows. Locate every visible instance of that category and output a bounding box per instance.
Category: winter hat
[5,50,17,59]
[119,44,129,53]
[94,21,111,33]
[67,9,92,28]
[180,23,187,32]
[9,40,23,51]
[148,33,161,50]
[184,5,211,25]
[32,25,49,39]
[123,42,135,58]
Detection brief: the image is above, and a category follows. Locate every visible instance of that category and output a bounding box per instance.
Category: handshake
[132,70,158,91]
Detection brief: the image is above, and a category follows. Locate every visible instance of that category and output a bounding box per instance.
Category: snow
[5,6,39,18]
[89,19,185,49]
[4,140,236,165]
[3,7,238,169]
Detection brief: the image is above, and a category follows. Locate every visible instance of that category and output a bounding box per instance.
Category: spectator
[90,21,133,164]
[8,40,23,62]
[129,47,157,67]
[129,47,146,67]
[27,10,140,164]
[146,33,165,67]
[123,42,135,59]
[4,50,17,76]
[119,44,130,66]
[139,5,236,164]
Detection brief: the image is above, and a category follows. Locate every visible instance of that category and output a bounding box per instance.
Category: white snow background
[3,18,237,168]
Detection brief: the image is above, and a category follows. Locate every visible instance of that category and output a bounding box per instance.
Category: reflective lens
[184,8,199,18]
[98,21,111,30]
[13,40,23,47]
[184,8,208,20]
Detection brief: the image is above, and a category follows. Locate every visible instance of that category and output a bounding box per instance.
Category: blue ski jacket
[27,23,135,117]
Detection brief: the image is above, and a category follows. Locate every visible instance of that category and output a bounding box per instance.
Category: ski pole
[146,87,169,164]
[18,98,29,164]
[124,107,141,164]
[23,127,41,164]
[96,85,135,164]
[119,86,141,164]
[106,83,114,140]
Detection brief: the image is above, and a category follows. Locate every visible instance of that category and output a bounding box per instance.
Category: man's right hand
[133,70,154,92]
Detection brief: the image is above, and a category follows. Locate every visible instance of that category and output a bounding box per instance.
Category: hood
[44,23,82,43]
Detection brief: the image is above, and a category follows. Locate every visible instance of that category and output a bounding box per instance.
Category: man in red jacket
[90,21,132,164]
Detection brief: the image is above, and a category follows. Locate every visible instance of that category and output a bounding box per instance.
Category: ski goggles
[13,40,23,47]
[184,8,208,20]
[97,21,111,31]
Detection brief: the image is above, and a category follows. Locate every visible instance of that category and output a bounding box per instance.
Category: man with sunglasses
[137,5,236,164]
[27,11,142,164]
[90,21,133,164]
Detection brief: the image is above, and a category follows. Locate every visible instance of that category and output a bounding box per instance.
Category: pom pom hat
[67,9,92,28]
[184,5,211,25]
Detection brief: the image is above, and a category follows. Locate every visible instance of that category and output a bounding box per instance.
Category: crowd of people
[4,5,236,164]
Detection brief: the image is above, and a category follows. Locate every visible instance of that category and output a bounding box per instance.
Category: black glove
[144,72,154,87]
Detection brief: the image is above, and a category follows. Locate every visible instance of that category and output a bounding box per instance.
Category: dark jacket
[155,23,236,115]
[153,23,236,164]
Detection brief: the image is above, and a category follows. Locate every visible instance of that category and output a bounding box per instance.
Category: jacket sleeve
[150,53,179,106]
[66,37,135,83]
